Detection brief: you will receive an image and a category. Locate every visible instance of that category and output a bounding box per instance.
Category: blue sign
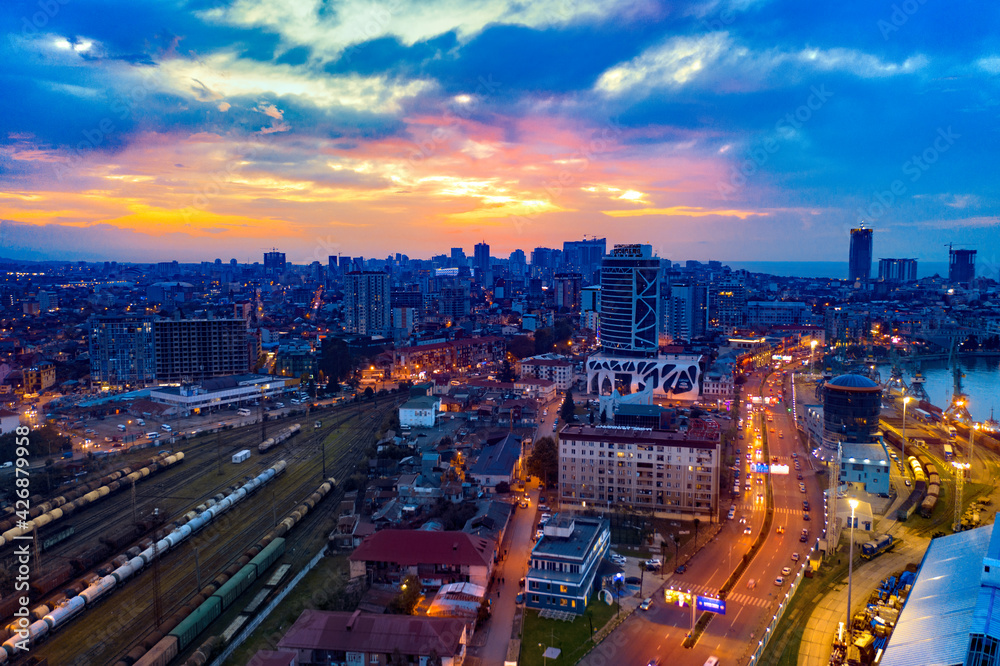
[754,463,769,473]
[697,595,726,615]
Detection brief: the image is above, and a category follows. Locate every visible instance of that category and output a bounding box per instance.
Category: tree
[506,336,535,359]
[388,575,421,615]
[495,481,510,494]
[498,359,516,382]
[318,337,354,384]
[560,389,576,423]
[600,409,607,424]
[526,437,558,486]
[363,387,375,401]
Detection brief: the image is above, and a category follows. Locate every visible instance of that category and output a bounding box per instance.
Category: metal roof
[827,374,880,389]
[880,523,993,666]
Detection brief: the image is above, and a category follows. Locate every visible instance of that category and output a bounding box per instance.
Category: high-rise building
[553,273,582,312]
[849,226,874,281]
[508,249,527,276]
[439,285,471,319]
[264,249,286,276]
[668,283,708,341]
[598,244,661,357]
[878,258,918,283]
[822,374,881,452]
[949,247,976,285]
[154,318,251,382]
[89,315,157,387]
[473,242,490,281]
[708,277,747,331]
[563,238,607,283]
[344,271,391,335]
[450,247,466,268]
[328,255,339,278]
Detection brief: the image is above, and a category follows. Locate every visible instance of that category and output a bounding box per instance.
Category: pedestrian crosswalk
[662,580,774,609]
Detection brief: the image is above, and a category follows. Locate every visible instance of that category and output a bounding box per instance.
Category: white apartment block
[518,355,573,390]
[557,423,721,519]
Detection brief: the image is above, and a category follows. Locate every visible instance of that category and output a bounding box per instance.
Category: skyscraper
[553,273,582,312]
[949,247,976,285]
[668,283,708,341]
[344,271,391,335]
[450,247,466,268]
[849,226,873,281]
[708,276,747,331]
[473,241,490,280]
[599,244,661,357]
[878,258,918,283]
[88,315,157,387]
[264,249,286,276]
[563,237,607,283]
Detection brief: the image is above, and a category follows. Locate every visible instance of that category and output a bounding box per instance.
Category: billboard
[696,595,726,615]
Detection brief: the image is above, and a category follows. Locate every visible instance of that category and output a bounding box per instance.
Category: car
[534,529,544,540]
[800,533,809,543]
[539,504,550,512]
[647,660,661,666]
[275,402,285,408]
[905,479,912,487]
[797,473,804,480]
[757,492,764,501]
[625,576,641,585]
[800,485,807,493]
[803,501,810,510]
[539,496,547,503]
[639,597,653,611]
[746,472,752,480]
[727,507,736,520]
[104,436,112,442]
[791,452,798,458]
[774,576,785,586]
[610,554,627,566]
[776,525,785,534]
[516,592,524,604]
[791,552,800,561]
[84,438,92,445]
[782,566,792,576]
[519,501,528,509]
[644,559,662,570]
[744,526,752,535]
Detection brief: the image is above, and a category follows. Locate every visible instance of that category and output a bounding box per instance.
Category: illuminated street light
[810,340,818,375]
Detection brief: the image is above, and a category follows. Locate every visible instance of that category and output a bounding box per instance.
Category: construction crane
[943,339,971,423]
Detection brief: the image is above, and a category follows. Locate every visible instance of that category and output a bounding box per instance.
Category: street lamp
[810,340,818,375]
[971,423,980,480]
[902,396,911,462]
[847,498,859,646]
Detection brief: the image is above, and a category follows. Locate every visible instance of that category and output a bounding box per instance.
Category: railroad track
[31,399,398,665]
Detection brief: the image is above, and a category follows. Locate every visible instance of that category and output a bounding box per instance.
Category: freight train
[258,424,300,454]
[0,461,287,662]
[0,452,185,549]
[121,476,336,666]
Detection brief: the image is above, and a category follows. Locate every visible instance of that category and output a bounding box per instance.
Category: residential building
[553,273,582,312]
[154,317,251,383]
[277,610,468,666]
[274,340,317,379]
[344,271,391,335]
[701,371,734,401]
[563,237,606,283]
[708,277,747,331]
[439,285,471,319]
[392,337,505,376]
[557,422,721,518]
[878,258,918,283]
[264,249,286,276]
[473,241,490,281]
[525,514,610,615]
[667,282,707,341]
[849,226,873,281]
[399,395,442,428]
[88,315,157,387]
[349,529,495,588]
[517,355,573,390]
[838,442,891,495]
[23,361,56,393]
[468,433,523,492]
[746,301,811,327]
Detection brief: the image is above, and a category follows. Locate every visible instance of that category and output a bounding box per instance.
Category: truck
[943,443,954,459]
[232,449,251,464]
[860,533,895,560]
[948,425,958,440]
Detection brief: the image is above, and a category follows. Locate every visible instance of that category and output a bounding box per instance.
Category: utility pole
[152,540,163,627]
[194,546,202,591]
[131,479,138,526]
[217,433,223,476]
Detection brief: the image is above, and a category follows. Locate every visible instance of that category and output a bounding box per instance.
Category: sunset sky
[2,0,999,267]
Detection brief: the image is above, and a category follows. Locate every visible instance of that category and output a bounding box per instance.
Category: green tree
[506,336,536,359]
[527,437,558,486]
[498,359,516,382]
[363,387,375,401]
[560,390,576,423]
[318,337,354,384]
[388,575,422,615]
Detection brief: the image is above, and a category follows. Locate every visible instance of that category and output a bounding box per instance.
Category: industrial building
[838,442,891,495]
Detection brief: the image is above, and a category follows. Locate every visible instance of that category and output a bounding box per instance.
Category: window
[371,655,380,664]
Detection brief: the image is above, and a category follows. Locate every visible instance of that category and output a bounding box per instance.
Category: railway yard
[0,396,402,665]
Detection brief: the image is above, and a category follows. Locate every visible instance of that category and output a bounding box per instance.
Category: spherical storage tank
[822,374,882,450]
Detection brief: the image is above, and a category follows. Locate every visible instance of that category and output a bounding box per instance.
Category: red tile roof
[349,529,495,568]
[247,649,297,666]
[278,610,467,657]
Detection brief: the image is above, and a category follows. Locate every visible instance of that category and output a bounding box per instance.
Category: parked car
[674,564,687,574]
[774,576,785,586]
[781,566,792,576]
[644,559,662,570]
[791,552,800,561]
[639,597,653,611]
[625,576,641,585]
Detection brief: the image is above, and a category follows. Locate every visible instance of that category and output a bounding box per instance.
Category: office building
[553,272,582,311]
[263,249,286,276]
[598,244,660,357]
[88,315,157,387]
[344,271,391,336]
[949,247,977,285]
[473,241,490,280]
[878,258,918,283]
[821,374,882,452]
[154,317,252,383]
[563,237,607,283]
[849,226,874,281]
[525,514,610,615]
[557,422,721,517]
[667,283,708,341]
[450,247,466,268]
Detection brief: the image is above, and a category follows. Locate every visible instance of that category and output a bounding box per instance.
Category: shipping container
[231,449,251,464]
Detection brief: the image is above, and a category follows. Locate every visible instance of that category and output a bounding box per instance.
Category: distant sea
[722,261,950,280]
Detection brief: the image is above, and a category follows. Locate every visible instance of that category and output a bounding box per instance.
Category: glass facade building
[822,374,882,445]
[599,244,660,358]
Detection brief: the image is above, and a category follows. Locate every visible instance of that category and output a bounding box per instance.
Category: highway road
[583,353,828,666]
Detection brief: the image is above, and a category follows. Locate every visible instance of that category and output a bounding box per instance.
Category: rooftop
[840,441,889,464]
[278,610,466,657]
[531,514,608,563]
[468,433,521,478]
[401,395,441,410]
[350,530,495,568]
[826,374,881,391]
[559,424,720,449]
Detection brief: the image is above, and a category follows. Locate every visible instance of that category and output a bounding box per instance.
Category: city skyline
[2,1,999,264]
